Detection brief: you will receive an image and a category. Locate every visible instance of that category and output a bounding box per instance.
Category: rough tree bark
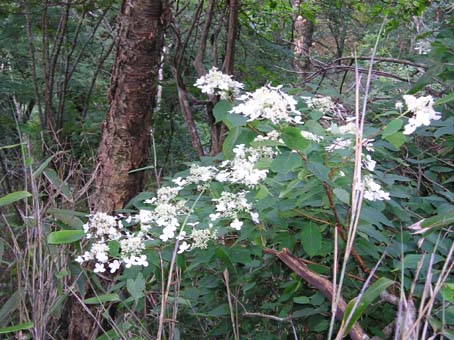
[93,0,165,213]
[67,1,165,339]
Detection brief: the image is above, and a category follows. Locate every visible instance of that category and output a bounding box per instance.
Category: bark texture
[94,0,164,213]
[68,1,165,339]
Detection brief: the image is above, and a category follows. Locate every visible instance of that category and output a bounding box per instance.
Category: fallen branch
[263,247,367,340]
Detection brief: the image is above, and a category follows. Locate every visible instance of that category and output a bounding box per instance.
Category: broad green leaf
[83,293,120,305]
[207,303,230,317]
[300,224,322,257]
[214,248,235,273]
[270,151,303,174]
[435,92,454,105]
[384,132,405,148]
[222,127,255,159]
[342,277,394,334]
[382,119,403,138]
[333,188,350,204]
[214,100,247,128]
[48,208,85,229]
[307,161,329,182]
[293,296,311,304]
[47,230,85,244]
[0,321,34,334]
[281,127,310,151]
[108,240,120,257]
[43,168,73,202]
[442,283,454,303]
[0,191,31,208]
[127,273,145,300]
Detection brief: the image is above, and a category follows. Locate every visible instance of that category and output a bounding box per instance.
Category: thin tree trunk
[293,0,314,78]
[94,0,165,213]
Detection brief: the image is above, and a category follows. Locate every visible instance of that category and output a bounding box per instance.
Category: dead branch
[263,247,367,340]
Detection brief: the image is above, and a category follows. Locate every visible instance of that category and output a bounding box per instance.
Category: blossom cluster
[231,85,302,124]
[194,67,244,99]
[209,190,259,230]
[76,72,447,275]
[400,95,441,135]
[76,213,148,273]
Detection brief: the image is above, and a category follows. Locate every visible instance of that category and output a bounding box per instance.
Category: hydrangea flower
[302,95,336,114]
[401,95,441,135]
[231,85,302,124]
[194,67,244,99]
[300,130,324,143]
[325,138,352,152]
[363,176,390,201]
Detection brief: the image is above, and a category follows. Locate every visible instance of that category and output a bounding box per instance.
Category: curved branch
[263,248,367,340]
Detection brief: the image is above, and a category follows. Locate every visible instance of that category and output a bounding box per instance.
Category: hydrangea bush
[74,67,444,278]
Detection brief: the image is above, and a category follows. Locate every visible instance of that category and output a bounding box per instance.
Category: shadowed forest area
[0,0,454,339]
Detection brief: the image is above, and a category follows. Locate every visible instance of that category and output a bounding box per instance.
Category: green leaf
[333,188,350,204]
[214,248,235,273]
[47,230,85,244]
[293,296,311,304]
[281,127,310,151]
[408,210,454,235]
[382,119,403,138]
[127,273,145,300]
[0,143,25,151]
[222,127,255,159]
[300,223,322,257]
[108,240,120,257]
[0,321,34,334]
[441,283,454,304]
[270,151,303,174]
[0,292,19,324]
[342,277,394,334]
[48,208,85,229]
[384,132,405,148]
[307,161,329,182]
[43,168,73,202]
[83,293,120,305]
[0,191,31,208]
[33,154,56,178]
[435,92,454,105]
[214,100,247,128]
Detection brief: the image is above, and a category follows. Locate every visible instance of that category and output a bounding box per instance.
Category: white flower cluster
[76,213,148,273]
[300,130,324,143]
[325,137,352,152]
[363,176,390,201]
[327,122,357,135]
[231,85,302,124]
[82,212,120,240]
[209,191,259,230]
[302,96,336,114]
[177,225,218,254]
[140,185,188,242]
[216,143,276,187]
[194,67,244,99]
[401,95,441,135]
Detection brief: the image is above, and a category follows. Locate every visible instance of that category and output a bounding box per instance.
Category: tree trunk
[94,0,165,213]
[67,1,165,339]
[293,0,314,78]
